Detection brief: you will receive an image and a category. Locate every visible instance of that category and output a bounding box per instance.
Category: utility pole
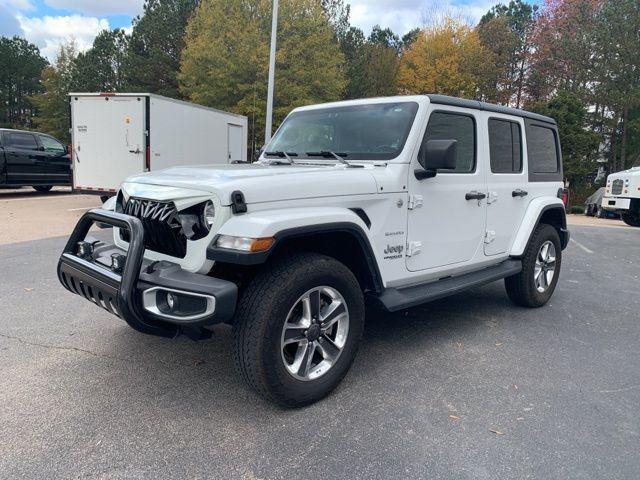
[265,0,279,145]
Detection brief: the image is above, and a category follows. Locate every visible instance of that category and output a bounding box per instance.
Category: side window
[422,111,476,173]
[489,119,522,173]
[527,125,559,173]
[39,134,66,153]
[6,132,38,149]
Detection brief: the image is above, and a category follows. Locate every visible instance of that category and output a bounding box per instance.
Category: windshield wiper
[305,151,363,168]
[264,151,298,164]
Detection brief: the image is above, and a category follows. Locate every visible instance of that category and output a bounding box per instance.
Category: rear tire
[33,185,52,193]
[621,213,640,227]
[505,224,562,308]
[233,253,365,407]
[585,204,594,216]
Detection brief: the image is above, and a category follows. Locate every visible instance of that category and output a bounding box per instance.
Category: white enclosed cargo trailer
[69,93,248,196]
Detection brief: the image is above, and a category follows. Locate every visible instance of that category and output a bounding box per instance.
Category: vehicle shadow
[0,187,72,200]
[93,282,514,416]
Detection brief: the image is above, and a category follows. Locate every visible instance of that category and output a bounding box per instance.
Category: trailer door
[72,95,146,192]
[227,124,243,162]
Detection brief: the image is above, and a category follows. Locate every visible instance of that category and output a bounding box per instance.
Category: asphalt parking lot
[1,192,639,479]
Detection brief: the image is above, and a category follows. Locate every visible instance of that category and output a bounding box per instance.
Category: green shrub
[570,205,585,214]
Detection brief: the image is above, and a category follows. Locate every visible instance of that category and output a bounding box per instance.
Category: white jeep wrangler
[58,95,569,406]
[601,167,640,227]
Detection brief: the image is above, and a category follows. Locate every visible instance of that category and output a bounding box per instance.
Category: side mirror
[415,139,457,180]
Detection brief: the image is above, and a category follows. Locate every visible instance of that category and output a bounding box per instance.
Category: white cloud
[17,14,109,59]
[349,0,496,36]
[44,0,143,16]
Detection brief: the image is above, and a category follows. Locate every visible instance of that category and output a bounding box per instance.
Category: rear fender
[510,198,568,256]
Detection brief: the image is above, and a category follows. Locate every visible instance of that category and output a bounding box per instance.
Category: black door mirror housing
[415,139,458,180]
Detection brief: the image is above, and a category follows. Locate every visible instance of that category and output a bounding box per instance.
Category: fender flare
[510,198,569,256]
[206,207,383,292]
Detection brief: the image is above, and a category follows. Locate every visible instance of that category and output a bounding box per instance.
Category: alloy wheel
[280,286,349,381]
[534,241,556,293]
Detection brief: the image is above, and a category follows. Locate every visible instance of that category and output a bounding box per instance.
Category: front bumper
[601,197,631,211]
[57,209,237,339]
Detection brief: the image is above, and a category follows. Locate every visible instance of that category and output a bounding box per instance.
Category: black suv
[0,128,71,192]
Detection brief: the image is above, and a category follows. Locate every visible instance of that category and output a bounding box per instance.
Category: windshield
[266,102,419,160]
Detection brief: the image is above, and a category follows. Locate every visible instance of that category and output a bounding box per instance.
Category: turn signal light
[215,235,274,252]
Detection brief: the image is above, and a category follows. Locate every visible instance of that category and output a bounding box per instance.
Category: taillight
[145,146,150,171]
[68,144,72,161]
[558,188,569,206]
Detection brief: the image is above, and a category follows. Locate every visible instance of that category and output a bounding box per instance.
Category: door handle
[465,191,487,201]
[512,189,528,197]
[129,148,141,154]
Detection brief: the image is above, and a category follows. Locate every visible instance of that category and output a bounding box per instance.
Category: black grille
[611,179,624,195]
[121,198,187,258]
[59,270,120,317]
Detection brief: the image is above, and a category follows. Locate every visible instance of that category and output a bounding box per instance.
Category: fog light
[166,292,177,310]
[77,241,94,258]
[111,253,126,272]
[142,287,215,321]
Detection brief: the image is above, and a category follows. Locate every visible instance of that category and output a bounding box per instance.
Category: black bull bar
[57,209,237,339]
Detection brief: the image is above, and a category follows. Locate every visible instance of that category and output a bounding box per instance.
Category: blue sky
[1,0,507,60]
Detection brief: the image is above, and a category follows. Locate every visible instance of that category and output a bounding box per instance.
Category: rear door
[36,134,72,185]
[227,124,243,162]
[484,115,529,255]
[3,131,41,185]
[72,95,145,191]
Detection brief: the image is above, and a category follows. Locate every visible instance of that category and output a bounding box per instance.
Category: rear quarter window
[525,120,562,182]
[528,125,559,173]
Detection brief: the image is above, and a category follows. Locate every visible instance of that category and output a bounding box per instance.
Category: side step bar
[372,260,522,312]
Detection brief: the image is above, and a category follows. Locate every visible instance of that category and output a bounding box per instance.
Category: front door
[483,115,529,255]
[406,108,487,272]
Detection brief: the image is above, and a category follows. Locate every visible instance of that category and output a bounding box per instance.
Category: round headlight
[202,201,216,229]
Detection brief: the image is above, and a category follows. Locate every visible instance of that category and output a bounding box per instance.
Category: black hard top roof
[426,94,556,125]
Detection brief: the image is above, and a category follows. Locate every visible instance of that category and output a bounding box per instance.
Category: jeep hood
[123,163,380,205]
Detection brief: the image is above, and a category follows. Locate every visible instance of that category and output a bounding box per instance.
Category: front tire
[621,213,640,227]
[233,253,365,407]
[505,224,562,308]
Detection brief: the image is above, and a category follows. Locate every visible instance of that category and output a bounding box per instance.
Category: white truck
[58,95,569,406]
[69,93,248,199]
[601,166,640,226]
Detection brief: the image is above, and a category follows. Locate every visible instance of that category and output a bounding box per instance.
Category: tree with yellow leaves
[179,0,345,152]
[397,19,494,99]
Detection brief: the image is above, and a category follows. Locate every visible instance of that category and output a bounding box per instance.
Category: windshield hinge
[407,195,423,210]
[406,241,422,257]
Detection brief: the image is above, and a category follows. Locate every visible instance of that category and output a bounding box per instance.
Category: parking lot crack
[0,332,128,363]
